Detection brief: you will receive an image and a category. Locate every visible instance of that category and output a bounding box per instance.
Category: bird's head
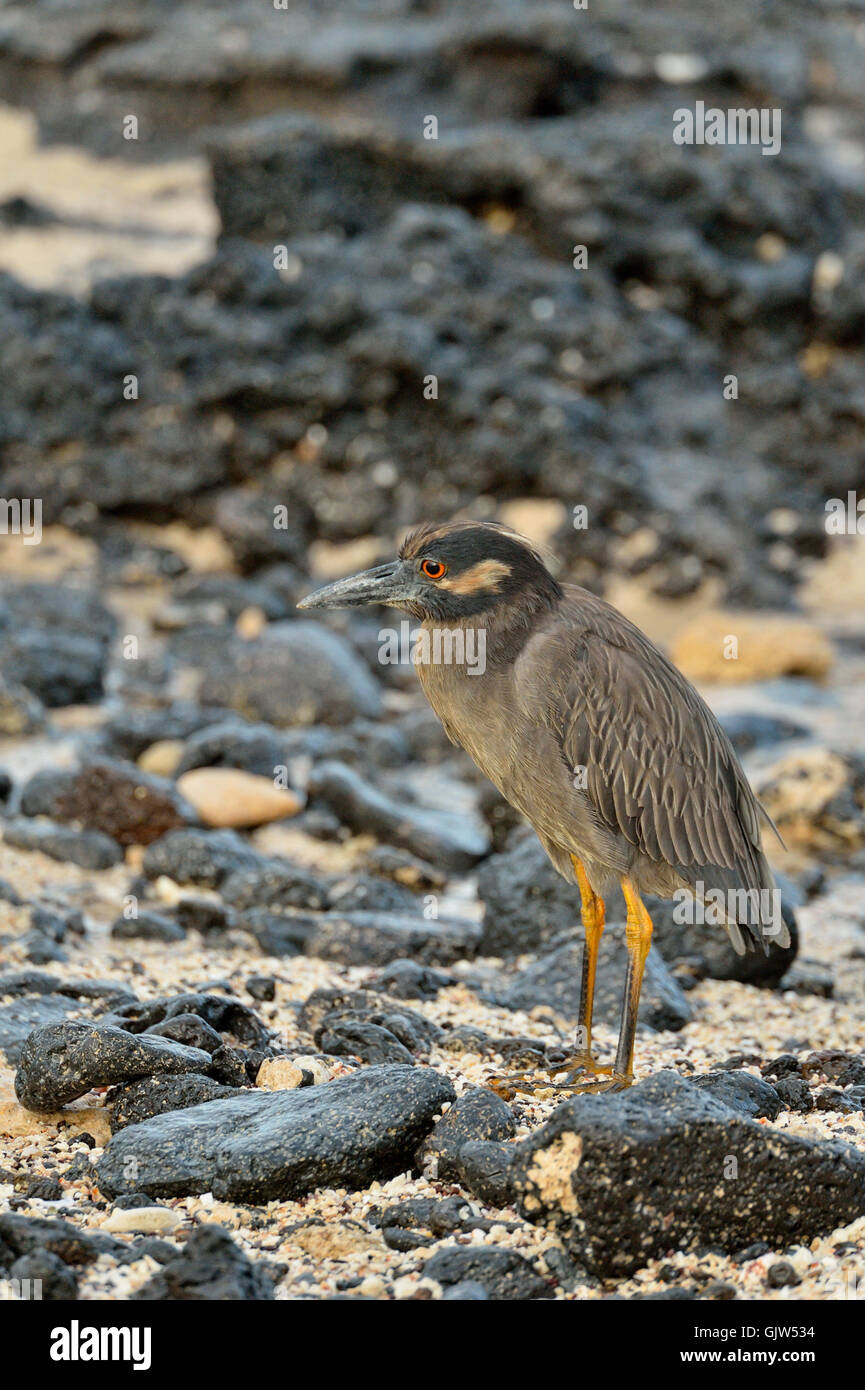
[297,520,562,621]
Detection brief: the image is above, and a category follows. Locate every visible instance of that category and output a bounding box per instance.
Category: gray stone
[200,622,382,727]
[309,760,489,870]
[2,817,123,870]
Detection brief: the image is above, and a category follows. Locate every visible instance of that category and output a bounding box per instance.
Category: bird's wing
[514,587,781,942]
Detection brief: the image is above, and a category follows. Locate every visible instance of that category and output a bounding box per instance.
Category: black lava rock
[499,926,692,1033]
[0,1213,125,1267]
[145,1014,223,1053]
[221,861,330,912]
[246,975,276,1002]
[97,1065,455,1201]
[510,1071,865,1277]
[369,960,453,1000]
[25,1176,63,1202]
[762,1054,803,1080]
[316,1020,414,1066]
[102,992,269,1048]
[200,623,382,727]
[2,818,123,870]
[0,995,82,1065]
[453,1141,519,1209]
[416,1087,516,1180]
[175,896,235,935]
[141,828,260,887]
[422,1245,551,1301]
[8,1250,79,1300]
[0,630,108,707]
[478,837,579,955]
[691,1070,782,1120]
[176,719,290,778]
[111,910,186,943]
[20,759,199,847]
[719,713,809,754]
[774,1076,814,1113]
[300,989,441,1053]
[479,837,797,986]
[14,1020,213,1112]
[132,1224,274,1301]
[109,1073,245,1131]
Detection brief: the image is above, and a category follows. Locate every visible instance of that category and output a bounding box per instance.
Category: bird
[298,520,789,1098]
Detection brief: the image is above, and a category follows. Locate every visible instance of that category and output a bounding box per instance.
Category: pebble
[102,1206,184,1235]
[176,768,304,829]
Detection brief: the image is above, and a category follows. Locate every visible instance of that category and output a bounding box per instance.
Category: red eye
[421,559,447,579]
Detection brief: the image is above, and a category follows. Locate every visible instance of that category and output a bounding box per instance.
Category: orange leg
[570,857,608,1069]
[613,876,654,1081]
[488,858,612,1100]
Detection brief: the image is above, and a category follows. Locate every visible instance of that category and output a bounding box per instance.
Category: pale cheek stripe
[439,560,511,594]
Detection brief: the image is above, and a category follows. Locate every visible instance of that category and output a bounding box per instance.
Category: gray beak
[297,560,418,612]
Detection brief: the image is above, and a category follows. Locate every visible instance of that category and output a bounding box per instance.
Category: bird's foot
[560,1071,633,1095]
[544,1048,613,1080]
[488,1060,628,1102]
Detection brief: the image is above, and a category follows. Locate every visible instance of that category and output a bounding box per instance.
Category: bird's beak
[297,560,419,611]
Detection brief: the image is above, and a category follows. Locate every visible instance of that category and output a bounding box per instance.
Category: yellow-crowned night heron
[299,521,788,1096]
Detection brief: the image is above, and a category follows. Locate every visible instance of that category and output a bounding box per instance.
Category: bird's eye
[421,559,447,579]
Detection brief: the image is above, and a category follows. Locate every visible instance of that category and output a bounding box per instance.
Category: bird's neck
[420,587,560,673]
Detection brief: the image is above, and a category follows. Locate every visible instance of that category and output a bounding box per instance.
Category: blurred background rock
[0,0,863,613]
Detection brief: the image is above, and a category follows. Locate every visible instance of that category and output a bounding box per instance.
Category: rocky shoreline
[1,0,865,1303]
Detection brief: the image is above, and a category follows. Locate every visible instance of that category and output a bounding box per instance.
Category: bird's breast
[413,629,520,786]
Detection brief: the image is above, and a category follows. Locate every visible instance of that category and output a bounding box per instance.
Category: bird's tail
[689,852,791,956]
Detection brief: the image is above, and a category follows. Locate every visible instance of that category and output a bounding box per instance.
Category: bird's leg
[564,877,653,1094]
[611,877,653,1082]
[541,858,611,1079]
[511,876,654,1098]
[487,859,612,1100]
